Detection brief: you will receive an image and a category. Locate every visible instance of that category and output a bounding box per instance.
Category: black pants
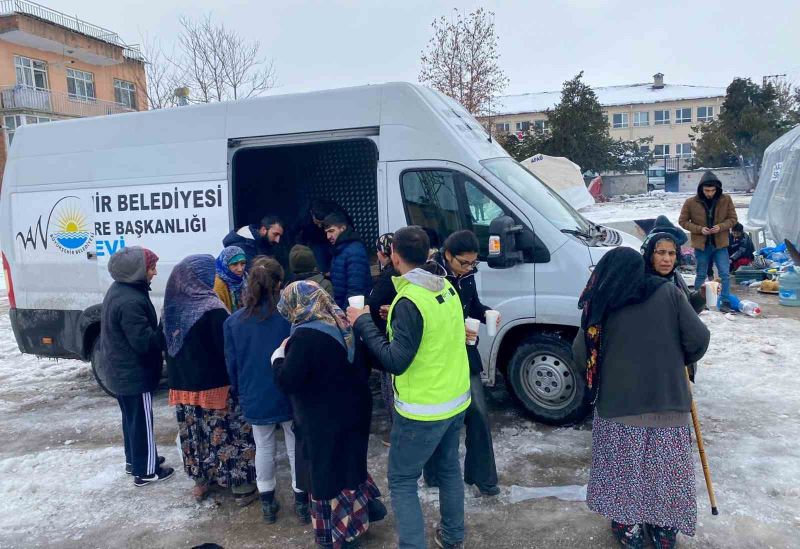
[424,372,498,490]
[117,392,158,477]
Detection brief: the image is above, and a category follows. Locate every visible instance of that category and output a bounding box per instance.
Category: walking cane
[686,369,719,515]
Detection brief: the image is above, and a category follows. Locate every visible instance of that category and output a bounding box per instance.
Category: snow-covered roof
[493,83,726,116]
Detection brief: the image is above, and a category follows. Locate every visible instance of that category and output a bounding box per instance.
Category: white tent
[521,154,595,210]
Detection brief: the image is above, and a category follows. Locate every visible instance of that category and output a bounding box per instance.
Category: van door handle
[87,251,97,260]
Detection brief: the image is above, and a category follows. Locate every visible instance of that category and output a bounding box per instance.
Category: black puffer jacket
[99,247,163,396]
[430,251,490,374]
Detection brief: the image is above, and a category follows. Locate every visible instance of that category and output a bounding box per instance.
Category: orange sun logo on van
[50,198,94,255]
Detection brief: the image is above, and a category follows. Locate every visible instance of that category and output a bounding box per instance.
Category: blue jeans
[694,245,731,302]
[389,411,466,549]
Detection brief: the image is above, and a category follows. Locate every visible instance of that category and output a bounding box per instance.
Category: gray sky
[50,0,800,96]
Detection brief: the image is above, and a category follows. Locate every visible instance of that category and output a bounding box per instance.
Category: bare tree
[178,14,276,103]
[137,34,184,109]
[419,8,509,116]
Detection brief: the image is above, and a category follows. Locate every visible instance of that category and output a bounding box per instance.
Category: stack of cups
[704,281,720,310]
[465,317,480,345]
[485,310,499,337]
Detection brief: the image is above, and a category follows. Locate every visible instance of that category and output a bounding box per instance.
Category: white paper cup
[348,295,365,309]
[485,310,499,337]
[465,317,480,345]
[704,281,720,310]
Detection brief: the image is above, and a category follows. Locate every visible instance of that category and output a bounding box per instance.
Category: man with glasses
[426,230,501,498]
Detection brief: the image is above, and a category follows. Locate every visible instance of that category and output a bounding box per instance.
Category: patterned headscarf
[215,246,247,307]
[376,233,394,256]
[277,280,354,362]
[163,254,226,357]
[143,248,159,272]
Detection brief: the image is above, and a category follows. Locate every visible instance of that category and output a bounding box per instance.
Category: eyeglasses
[454,256,480,268]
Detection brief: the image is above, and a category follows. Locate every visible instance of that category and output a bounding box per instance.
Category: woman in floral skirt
[573,247,711,549]
[163,254,258,504]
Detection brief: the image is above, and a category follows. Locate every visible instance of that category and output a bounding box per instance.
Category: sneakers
[126,456,165,475]
[294,491,311,525]
[611,521,644,549]
[133,466,175,487]
[646,524,678,549]
[434,528,463,549]
[260,492,281,524]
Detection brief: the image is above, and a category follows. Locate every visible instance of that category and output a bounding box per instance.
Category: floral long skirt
[311,475,382,548]
[587,412,697,536]
[175,395,257,488]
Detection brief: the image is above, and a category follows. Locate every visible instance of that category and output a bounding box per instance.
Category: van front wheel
[506,334,590,425]
[90,340,117,398]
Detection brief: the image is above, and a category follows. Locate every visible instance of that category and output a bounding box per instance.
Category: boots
[294,491,311,525]
[611,521,644,549]
[646,524,678,549]
[260,491,280,524]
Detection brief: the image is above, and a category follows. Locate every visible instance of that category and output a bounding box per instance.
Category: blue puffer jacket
[223,308,292,425]
[329,229,372,310]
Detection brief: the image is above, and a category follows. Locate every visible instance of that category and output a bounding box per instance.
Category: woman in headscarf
[573,248,711,549]
[214,245,247,312]
[272,281,382,548]
[164,254,258,505]
[366,233,396,446]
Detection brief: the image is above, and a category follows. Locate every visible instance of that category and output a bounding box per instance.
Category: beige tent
[521,154,595,210]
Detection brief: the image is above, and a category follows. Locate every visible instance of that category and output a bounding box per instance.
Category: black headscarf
[578,247,667,392]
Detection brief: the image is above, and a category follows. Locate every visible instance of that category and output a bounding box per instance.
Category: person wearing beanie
[287,244,334,296]
[99,246,174,487]
[678,170,738,309]
[214,246,248,312]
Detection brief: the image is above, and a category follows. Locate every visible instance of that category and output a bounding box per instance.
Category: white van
[0,82,638,425]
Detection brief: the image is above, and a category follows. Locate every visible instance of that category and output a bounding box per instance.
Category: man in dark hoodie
[323,212,372,310]
[222,215,286,269]
[100,246,174,486]
[679,170,738,307]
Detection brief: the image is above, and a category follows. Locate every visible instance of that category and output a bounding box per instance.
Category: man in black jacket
[222,215,286,269]
[426,230,500,497]
[100,246,173,486]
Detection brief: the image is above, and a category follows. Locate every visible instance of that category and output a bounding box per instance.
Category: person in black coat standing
[273,281,382,548]
[100,246,173,486]
[424,230,501,497]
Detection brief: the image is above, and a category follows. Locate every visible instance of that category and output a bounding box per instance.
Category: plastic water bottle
[779,266,800,307]
[737,299,762,317]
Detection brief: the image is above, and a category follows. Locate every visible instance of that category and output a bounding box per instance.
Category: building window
[612,113,628,128]
[675,108,692,124]
[495,122,510,133]
[639,145,650,153]
[676,143,692,157]
[633,112,649,127]
[67,69,96,101]
[697,106,714,122]
[25,115,52,124]
[654,144,671,158]
[14,56,49,90]
[4,115,22,145]
[113,79,137,109]
[654,110,670,125]
[515,121,531,132]
[533,120,549,132]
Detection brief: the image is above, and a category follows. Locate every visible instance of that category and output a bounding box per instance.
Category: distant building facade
[0,1,147,186]
[484,73,725,165]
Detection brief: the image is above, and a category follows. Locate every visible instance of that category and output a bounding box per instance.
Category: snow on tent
[749,125,800,246]
[521,154,595,210]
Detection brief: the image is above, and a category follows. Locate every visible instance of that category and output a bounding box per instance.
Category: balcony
[0,85,133,117]
[0,1,144,64]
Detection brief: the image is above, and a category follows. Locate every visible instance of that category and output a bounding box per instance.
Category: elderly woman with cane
[573,247,711,549]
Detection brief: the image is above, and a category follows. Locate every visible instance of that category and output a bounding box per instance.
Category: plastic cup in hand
[704,281,720,310]
[348,295,365,309]
[484,310,499,337]
[465,317,480,345]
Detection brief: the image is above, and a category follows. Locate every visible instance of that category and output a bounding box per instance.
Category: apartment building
[0,0,147,186]
[486,73,725,166]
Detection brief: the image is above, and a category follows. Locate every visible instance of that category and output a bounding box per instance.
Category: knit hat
[644,215,687,248]
[289,244,318,274]
[143,248,159,271]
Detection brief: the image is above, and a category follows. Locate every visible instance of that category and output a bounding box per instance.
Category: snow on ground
[579,191,752,226]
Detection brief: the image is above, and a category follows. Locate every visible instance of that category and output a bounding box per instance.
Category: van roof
[5,82,507,188]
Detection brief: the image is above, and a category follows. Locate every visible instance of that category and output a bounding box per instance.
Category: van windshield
[481,157,593,233]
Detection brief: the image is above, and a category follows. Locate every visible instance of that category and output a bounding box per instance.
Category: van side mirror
[488,216,524,269]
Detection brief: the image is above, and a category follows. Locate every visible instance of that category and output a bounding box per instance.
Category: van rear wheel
[90,340,117,398]
[506,334,590,425]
